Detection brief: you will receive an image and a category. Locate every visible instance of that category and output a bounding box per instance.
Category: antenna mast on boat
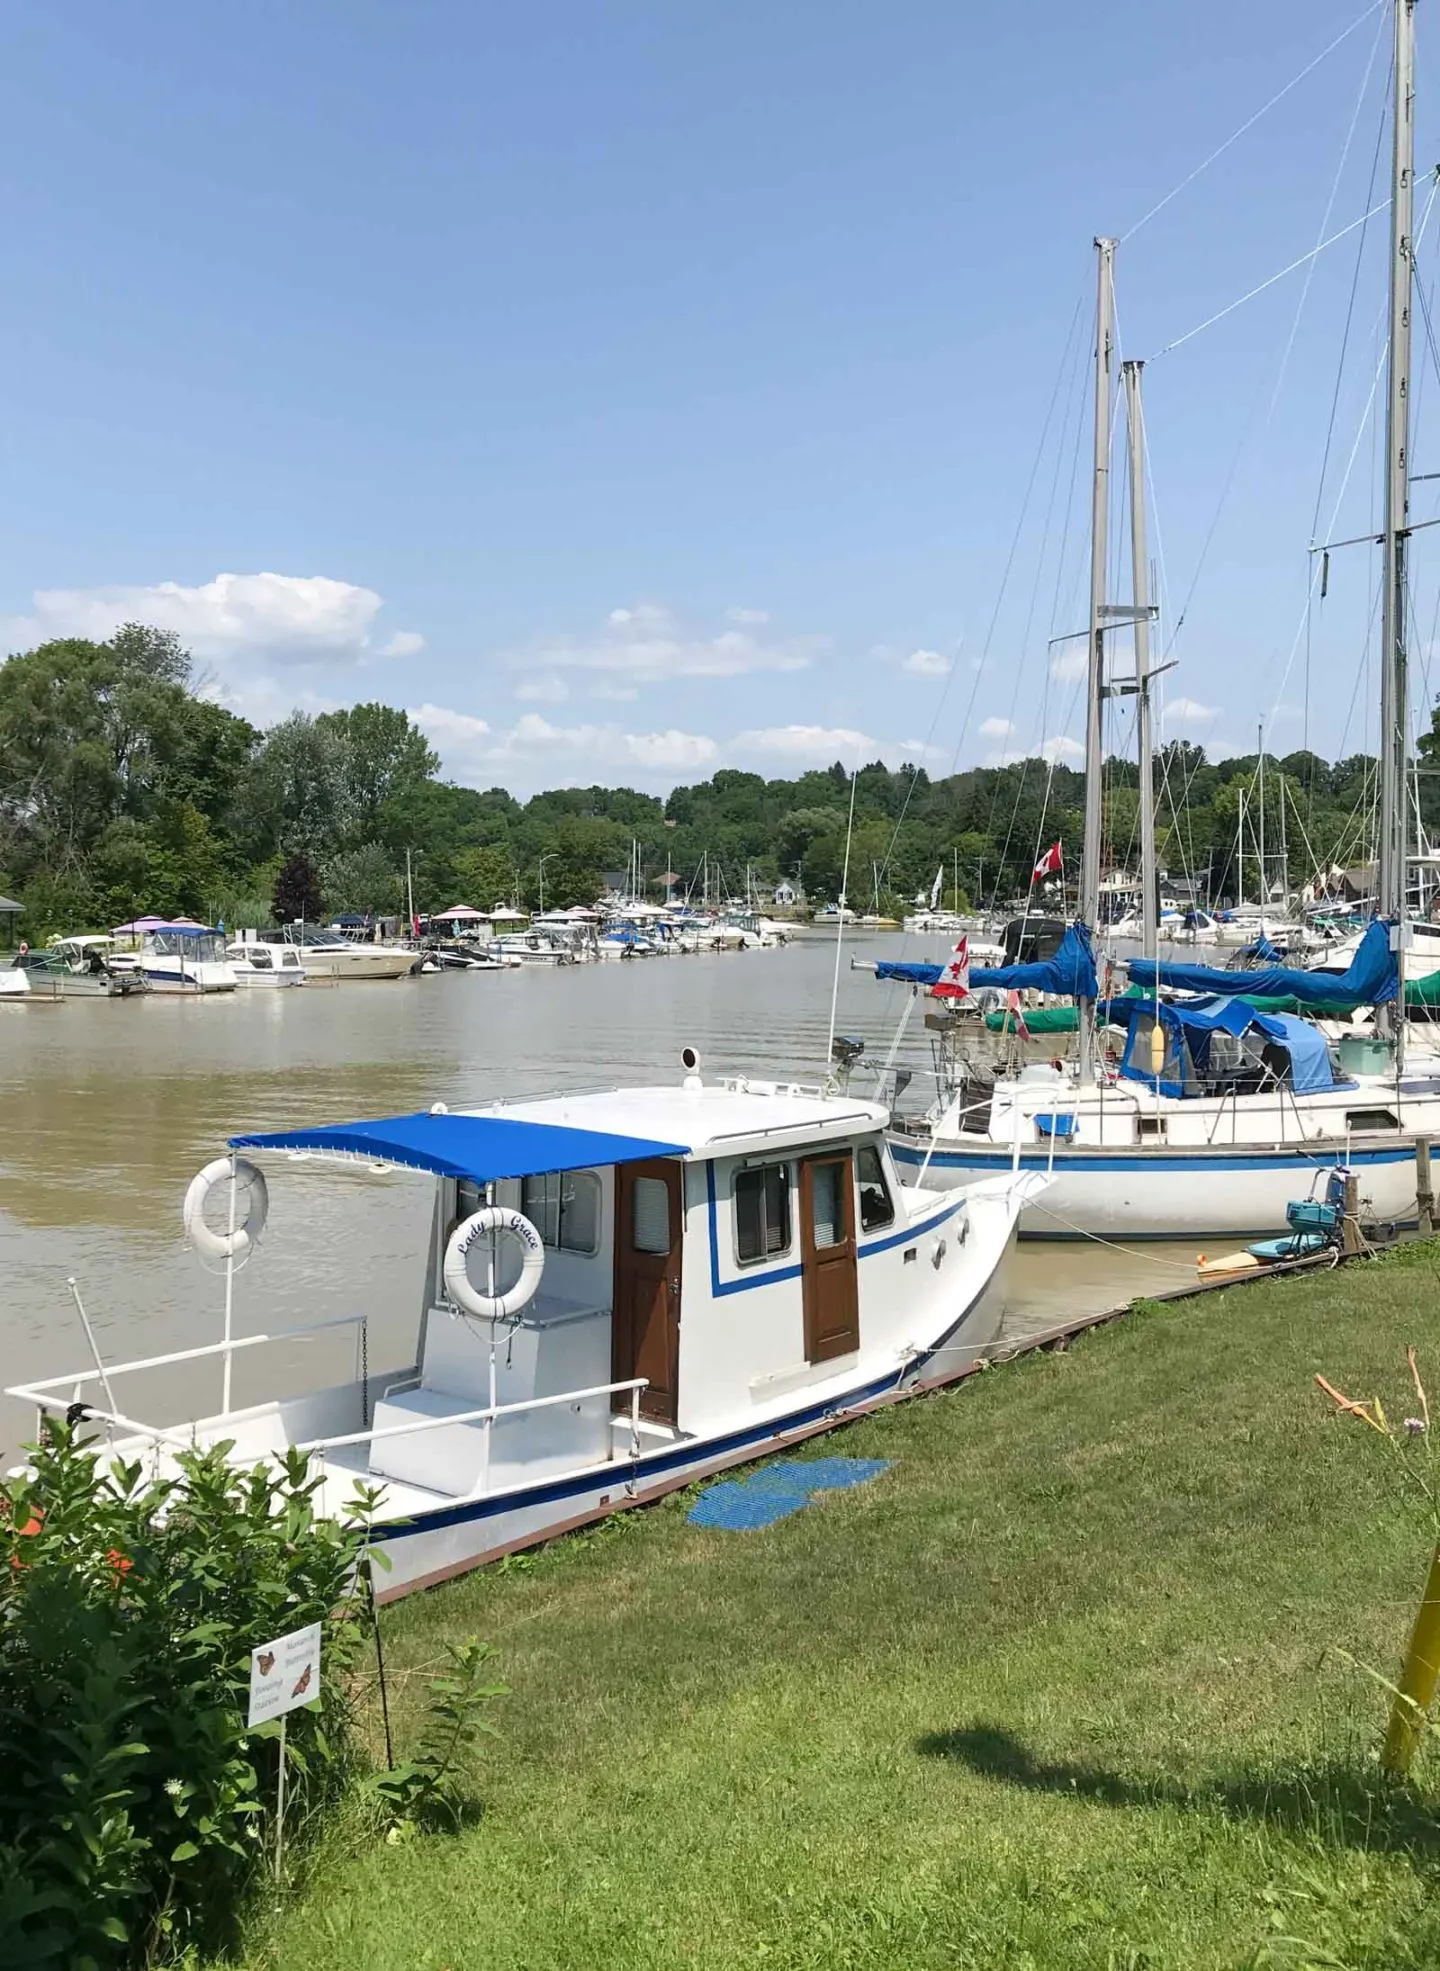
[1122,356,1159,965]
[1379,0,1416,1063]
[1079,236,1117,1083]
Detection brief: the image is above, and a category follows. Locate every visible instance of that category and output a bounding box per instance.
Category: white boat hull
[291,947,417,980]
[140,958,237,993]
[889,1133,1419,1239]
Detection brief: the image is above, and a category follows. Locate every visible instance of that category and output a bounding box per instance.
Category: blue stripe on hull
[890,1141,1415,1175]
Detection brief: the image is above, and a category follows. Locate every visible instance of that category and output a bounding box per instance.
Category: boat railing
[6,1312,372,1441]
[292,1374,649,1459]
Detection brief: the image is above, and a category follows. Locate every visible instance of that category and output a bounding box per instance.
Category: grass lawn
[244,1252,1440,1971]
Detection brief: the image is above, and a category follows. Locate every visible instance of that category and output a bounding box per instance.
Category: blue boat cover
[1138,917,1397,1007]
[231,1110,690,1182]
[1110,995,1338,1097]
[874,920,1099,999]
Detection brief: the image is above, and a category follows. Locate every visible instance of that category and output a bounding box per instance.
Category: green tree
[317,703,439,839]
[272,850,324,924]
[322,842,401,916]
[241,713,347,859]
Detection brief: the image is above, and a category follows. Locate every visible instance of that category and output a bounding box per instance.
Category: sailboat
[872,3,1440,1238]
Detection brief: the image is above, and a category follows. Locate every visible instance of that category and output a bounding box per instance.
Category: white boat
[111,921,237,993]
[4,936,149,997]
[0,964,30,998]
[11,1067,1040,1600]
[225,940,308,987]
[278,926,419,980]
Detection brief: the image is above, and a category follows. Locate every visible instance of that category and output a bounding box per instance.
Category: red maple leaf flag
[929,935,971,1000]
[1033,840,1063,882]
[1007,989,1030,1039]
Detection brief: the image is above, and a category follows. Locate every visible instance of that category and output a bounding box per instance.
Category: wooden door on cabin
[612,1159,683,1423]
[799,1151,860,1363]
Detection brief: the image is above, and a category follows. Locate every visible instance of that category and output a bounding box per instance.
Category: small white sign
[247,1621,322,1728]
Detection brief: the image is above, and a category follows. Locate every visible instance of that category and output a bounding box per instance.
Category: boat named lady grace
[9,1064,1042,1598]
[871,920,1439,1240]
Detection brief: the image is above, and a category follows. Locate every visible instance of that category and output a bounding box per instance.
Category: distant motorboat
[111,920,237,993]
[276,925,420,981]
[225,940,308,987]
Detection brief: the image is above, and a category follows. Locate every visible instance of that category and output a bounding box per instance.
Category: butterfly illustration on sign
[291,1663,312,1699]
[257,1651,275,1675]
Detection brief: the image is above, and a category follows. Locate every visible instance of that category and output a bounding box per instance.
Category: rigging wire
[1120,0,1385,244]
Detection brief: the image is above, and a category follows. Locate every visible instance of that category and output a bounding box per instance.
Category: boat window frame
[733,1159,793,1267]
[854,1141,896,1234]
[520,1168,603,1255]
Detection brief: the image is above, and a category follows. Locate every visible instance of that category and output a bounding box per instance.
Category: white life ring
[443,1207,545,1320]
[183,1156,269,1260]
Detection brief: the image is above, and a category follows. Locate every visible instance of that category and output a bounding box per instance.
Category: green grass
[243,1253,1440,1971]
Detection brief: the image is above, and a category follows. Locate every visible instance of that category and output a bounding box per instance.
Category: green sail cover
[983,1006,1080,1034]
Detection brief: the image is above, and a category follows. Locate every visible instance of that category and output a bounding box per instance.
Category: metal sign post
[248,1621,322,1881]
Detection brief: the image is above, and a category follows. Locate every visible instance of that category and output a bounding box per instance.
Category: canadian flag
[929,935,970,1000]
[1033,840,1063,882]
[1007,989,1030,1038]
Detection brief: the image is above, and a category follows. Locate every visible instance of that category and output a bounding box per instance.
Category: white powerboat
[111,921,237,993]
[277,926,419,981]
[12,1064,1041,1600]
[225,940,308,987]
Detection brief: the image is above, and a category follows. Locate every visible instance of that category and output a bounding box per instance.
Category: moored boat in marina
[11,1064,1041,1598]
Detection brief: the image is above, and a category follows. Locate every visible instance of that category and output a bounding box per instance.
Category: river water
[0,932,1198,1455]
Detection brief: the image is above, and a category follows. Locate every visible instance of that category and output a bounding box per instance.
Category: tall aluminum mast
[1078,236,1117,1084]
[1122,357,1157,964]
[1379,0,1416,1060]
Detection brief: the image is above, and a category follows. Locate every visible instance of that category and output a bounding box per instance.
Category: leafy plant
[0,1422,382,1965]
[367,1641,507,1836]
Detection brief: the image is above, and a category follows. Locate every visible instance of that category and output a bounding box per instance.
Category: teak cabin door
[612,1159,683,1424]
[799,1151,860,1362]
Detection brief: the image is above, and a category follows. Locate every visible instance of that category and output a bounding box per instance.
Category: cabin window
[249,948,273,969]
[631,1176,671,1254]
[855,1143,895,1233]
[522,1170,602,1254]
[809,1162,844,1249]
[734,1162,791,1265]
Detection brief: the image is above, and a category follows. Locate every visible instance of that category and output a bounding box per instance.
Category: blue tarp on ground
[874,920,1099,1000]
[1136,916,1397,1007]
[232,1110,690,1182]
[1111,995,1339,1098]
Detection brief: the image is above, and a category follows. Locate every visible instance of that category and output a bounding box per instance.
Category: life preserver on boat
[443,1208,545,1320]
[183,1156,269,1260]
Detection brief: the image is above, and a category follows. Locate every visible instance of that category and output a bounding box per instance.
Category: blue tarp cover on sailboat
[1134,916,1397,1007]
[231,1110,690,1182]
[1109,995,1338,1098]
[874,920,1099,999]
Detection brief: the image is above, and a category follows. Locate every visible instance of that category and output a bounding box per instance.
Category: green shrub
[0,1423,381,1966]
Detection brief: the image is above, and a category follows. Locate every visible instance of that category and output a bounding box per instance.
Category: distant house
[772,879,798,908]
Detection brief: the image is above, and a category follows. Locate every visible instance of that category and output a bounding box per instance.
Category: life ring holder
[183,1156,269,1262]
[443,1207,545,1321]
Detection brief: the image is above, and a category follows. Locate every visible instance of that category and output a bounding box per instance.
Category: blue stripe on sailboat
[888,1141,1416,1174]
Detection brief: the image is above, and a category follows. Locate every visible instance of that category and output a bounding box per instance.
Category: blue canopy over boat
[1108,995,1339,1098]
[232,1110,690,1182]
[1132,917,1397,1007]
[874,921,1099,999]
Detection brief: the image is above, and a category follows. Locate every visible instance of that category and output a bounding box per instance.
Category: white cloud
[979,716,1014,739]
[514,674,570,704]
[411,703,718,785]
[507,600,818,687]
[1050,647,1088,683]
[726,606,770,625]
[901,647,950,678]
[2,571,423,669]
[1041,734,1084,764]
[1163,696,1218,728]
[733,724,874,761]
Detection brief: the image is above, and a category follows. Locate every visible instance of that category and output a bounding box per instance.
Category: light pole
[537,853,557,915]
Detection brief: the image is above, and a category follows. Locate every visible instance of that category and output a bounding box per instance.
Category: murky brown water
[0,932,1197,1454]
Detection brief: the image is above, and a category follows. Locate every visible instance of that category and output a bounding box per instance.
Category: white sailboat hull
[889,1134,1418,1239]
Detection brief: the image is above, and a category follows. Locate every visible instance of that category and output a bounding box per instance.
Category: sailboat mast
[1257,722,1265,916]
[1079,236,1117,1083]
[1379,0,1416,1055]
[1122,357,1157,965]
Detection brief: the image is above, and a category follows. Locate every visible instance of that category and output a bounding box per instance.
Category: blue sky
[0,0,1429,793]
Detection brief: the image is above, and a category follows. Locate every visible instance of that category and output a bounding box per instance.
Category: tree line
[0,624,1430,940]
